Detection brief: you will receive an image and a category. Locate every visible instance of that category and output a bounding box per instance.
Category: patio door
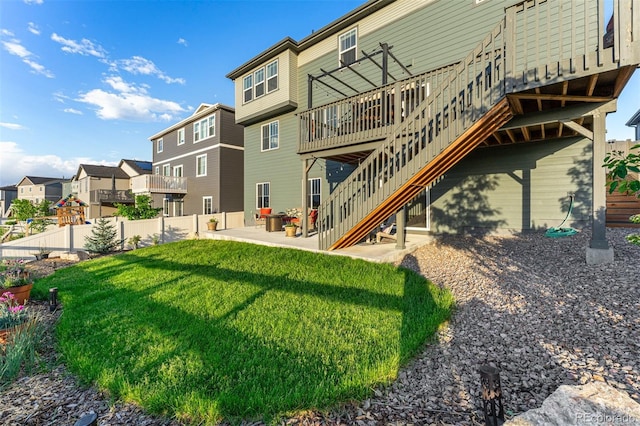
[405,188,430,231]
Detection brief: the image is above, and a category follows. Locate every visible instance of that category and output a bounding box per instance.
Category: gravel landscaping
[1,228,638,425]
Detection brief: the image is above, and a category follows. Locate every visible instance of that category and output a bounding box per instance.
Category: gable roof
[148,103,235,141]
[119,159,153,175]
[17,176,65,186]
[77,164,130,179]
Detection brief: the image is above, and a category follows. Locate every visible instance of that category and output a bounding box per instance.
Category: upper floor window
[261,121,279,151]
[177,128,185,145]
[157,138,163,153]
[243,74,253,103]
[266,60,278,92]
[155,166,160,175]
[339,28,357,66]
[162,164,171,176]
[194,114,215,142]
[196,154,207,177]
[255,68,265,98]
[243,60,278,104]
[173,165,183,177]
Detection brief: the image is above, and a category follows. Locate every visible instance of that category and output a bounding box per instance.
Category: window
[203,196,213,214]
[261,121,279,151]
[339,28,357,66]
[174,200,184,217]
[256,182,270,208]
[163,198,170,216]
[155,166,160,175]
[177,128,185,145]
[243,74,253,103]
[173,165,183,177]
[208,115,215,137]
[254,68,265,98]
[308,178,321,209]
[266,60,278,93]
[196,154,207,177]
[194,115,214,142]
[162,164,171,176]
[157,138,163,153]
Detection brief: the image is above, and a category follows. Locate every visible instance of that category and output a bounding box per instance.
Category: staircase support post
[395,206,406,250]
[302,158,309,238]
[586,110,613,264]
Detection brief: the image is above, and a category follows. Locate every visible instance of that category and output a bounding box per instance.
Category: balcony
[130,175,188,195]
[90,189,134,204]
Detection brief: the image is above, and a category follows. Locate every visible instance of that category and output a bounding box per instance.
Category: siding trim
[154,143,244,166]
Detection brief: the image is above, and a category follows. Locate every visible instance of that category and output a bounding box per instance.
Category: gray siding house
[144,103,244,216]
[227,0,639,262]
[0,185,17,218]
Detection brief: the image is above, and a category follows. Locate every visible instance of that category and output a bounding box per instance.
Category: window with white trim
[256,182,270,208]
[261,121,279,151]
[339,28,357,66]
[254,68,265,98]
[162,164,171,176]
[177,128,185,145]
[173,165,183,177]
[155,166,160,175]
[308,177,321,209]
[243,74,253,103]
[157,138,163,153]
[174,200,184,217]
[163,198,170,216]
[203,196,213,214]
[266,60,278,92]
[196,154,207,177]
[194,114,215,142]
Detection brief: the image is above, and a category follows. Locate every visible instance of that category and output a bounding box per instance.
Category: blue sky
[0,0,638,188]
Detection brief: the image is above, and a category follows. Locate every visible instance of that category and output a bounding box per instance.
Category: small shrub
[127,235,142,250]
[84,218,120,254]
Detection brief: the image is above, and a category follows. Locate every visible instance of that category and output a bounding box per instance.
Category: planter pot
[207,222,218,231]
[0,323,27,345]
[5,283,33,305]
[285,226,297,237]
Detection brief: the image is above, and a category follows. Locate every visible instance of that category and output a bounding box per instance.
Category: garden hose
[545,195,578,238]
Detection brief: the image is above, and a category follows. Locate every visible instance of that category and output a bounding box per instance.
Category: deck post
[302,158,309,238]
[586,110,613,264]
[395,206,406,250]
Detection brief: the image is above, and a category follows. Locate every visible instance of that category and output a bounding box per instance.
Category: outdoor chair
[376,223,396,243]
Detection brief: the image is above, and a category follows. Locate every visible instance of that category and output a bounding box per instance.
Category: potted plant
[207,217,218,231]
[0,291,29,344]
[0,259,33,305]
[284,222,298,237]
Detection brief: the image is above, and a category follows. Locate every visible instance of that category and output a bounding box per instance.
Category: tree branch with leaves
[603,143,640,245]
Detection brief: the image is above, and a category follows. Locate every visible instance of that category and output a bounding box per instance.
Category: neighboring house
[16,176,65,208]
[226,0,639,263]
[0,185,17,218]
[72,160,153,219]
[144,103,244,217]
[626,108,640,141]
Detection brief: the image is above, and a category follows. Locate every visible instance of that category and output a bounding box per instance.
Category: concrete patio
[202,226,434,263]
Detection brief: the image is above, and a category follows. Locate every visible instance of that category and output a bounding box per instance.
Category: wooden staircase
[305,0,640,251]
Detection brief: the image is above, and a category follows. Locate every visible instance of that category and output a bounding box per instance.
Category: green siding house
[227,0,640,262]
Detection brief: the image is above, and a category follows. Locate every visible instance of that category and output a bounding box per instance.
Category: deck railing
[89,189,134,204]
[315,0,639,250]
[130,175,188,194]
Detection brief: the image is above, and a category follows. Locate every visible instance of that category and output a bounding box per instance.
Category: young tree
[9,199,52,235]
[115,195,161,220]
[84,218,120,254]
[604,143,640,245]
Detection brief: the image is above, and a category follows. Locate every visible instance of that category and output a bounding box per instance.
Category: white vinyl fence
[0,212,244,259]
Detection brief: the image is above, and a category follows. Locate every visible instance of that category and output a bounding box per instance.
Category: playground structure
[55,194,87,227]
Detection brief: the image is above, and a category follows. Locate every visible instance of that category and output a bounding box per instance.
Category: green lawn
[33,240,453,425]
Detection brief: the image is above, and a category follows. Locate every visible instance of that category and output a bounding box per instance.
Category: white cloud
[76,76,185,122]
[51,33,107,58]
[1,38,54,77]
[63,108,83,115]
[114,56,185,84]
[1,29,14,37]
[23,0,44,4]
[0,142,102,186]
[0,122,26,130]
[177,38,188,47]
[27,22,40,35]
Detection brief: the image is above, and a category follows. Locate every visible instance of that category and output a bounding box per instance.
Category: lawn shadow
[40,241,451,424]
